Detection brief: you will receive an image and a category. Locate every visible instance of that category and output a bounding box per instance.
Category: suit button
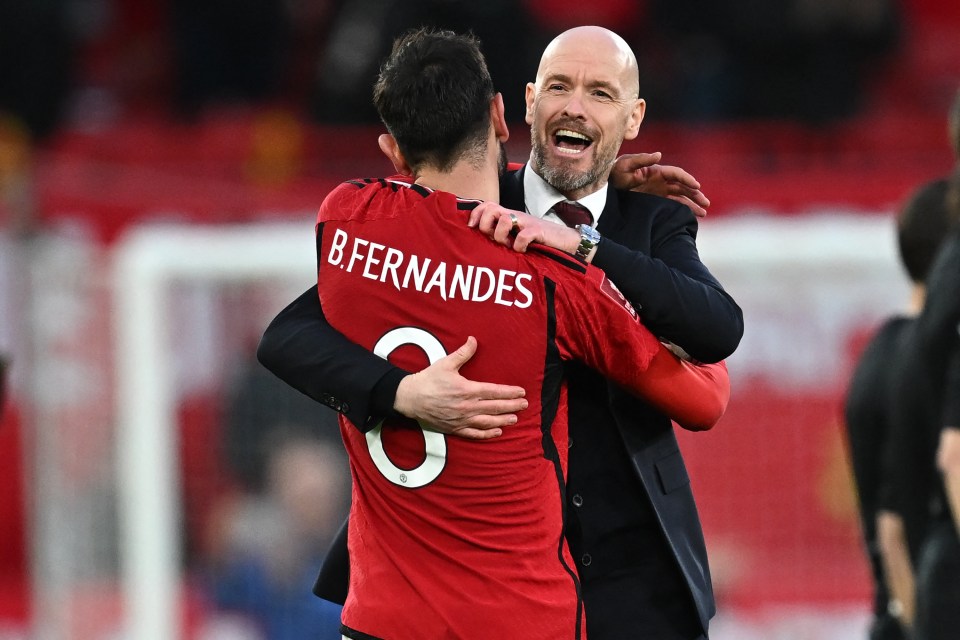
[341,402,350,413]
[572,494,583,507]
[567,437,573,449]
[581,553,592,567]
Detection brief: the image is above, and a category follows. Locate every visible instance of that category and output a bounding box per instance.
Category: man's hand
[393,336,528,439]
[610,152,710,218]
[468,202,581,256]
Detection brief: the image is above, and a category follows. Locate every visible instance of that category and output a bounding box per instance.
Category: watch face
[579,225,600,243]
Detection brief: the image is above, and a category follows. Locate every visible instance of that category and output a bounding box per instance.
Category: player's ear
[378,133,412,176]
[524,83,536,126]
[490,93,509,142]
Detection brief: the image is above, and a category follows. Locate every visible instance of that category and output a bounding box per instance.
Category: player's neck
[414,163,500,203]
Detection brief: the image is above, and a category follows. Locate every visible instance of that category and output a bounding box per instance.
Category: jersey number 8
[366,327,448,488]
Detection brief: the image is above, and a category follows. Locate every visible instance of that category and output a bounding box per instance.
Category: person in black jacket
[844,178,955,640]
[258,26,743,640]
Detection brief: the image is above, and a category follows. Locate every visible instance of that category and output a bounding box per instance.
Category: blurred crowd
[0,0,904,143]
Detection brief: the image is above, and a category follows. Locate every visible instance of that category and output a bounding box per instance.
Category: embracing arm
[590,201,742,364]
[257,285,404,430]
[258,286,526,437]
[551,250,730,431]
[471,200,743,363]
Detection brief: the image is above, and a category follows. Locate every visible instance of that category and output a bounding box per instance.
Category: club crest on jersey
[600,275,638,322]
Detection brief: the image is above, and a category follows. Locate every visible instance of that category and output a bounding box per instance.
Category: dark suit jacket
[257,165,743,636]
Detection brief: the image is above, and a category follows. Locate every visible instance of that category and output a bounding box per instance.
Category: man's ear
[378,133,412,176]
[623,98,646,141]
[491,93,509,142]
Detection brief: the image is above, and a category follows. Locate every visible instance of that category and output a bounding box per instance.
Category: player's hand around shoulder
[468,202,579,255]
[610,152,710,218]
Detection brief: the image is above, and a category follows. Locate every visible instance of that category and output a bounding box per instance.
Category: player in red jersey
[317,29,728,640]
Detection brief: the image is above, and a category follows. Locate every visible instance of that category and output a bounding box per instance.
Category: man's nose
[562,89,587,118]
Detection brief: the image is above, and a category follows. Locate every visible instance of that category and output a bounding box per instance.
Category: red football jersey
[316,178,724,639]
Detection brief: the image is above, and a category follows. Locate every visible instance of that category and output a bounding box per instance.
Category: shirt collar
[522,163,608,226]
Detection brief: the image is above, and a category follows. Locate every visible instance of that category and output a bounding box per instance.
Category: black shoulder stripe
[408,183,431,198]
[345,178,378,189]
[529,245,587,274]
[456,201,479,211]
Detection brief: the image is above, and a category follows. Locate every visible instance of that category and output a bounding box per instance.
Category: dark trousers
[583,571,706,640]
[914,521,960,640]
[869,613,907,640]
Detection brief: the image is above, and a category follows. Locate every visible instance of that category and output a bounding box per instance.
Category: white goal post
[111,214,905,639]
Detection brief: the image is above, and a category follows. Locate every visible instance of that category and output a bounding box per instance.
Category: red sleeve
[553,262,730,431]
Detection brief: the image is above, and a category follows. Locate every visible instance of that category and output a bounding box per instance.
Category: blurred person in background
[311,0,541,124]
[886,90,960,640]
[844,177,954,640]
[641,0,899,122]
[875,177,957,638]
[0,0,75,140]
[203,357,348,638]
[260,25,741,640]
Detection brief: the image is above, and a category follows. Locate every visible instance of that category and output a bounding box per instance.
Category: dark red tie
[551,201,593,228]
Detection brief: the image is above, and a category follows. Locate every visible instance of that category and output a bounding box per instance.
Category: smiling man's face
[525,27,645,201]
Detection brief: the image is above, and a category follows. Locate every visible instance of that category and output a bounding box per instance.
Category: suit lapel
[500,165,526,210]
[596,187,625,236]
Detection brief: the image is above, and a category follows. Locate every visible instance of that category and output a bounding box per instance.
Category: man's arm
[544,244,730,430]
[257,287,526,438]
[588,201,742,363]
[470,200,744,363]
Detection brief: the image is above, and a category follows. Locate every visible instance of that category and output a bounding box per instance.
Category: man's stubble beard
[529,122,619,195]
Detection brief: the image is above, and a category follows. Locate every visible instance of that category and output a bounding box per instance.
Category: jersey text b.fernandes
[326,227,535,308]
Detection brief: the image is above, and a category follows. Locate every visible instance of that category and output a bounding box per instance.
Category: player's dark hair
[373,28,494,173]
[897,177,951,283]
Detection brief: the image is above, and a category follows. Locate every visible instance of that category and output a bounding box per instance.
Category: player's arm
[470,201,743,364]
[876,355,924,631]
[937,349,960,533]
[550,255,729,431]
[876,510,915,629]
[588,200,742,364]
[915,230,960,353]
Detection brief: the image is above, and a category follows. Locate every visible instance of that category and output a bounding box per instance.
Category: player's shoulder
[527,244,588,276]
[318,177,434,222]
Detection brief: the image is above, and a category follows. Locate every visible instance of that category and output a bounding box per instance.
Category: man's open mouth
[553,129,593,155]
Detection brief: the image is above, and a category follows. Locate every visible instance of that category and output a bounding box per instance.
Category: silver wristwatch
[574,224,601,260]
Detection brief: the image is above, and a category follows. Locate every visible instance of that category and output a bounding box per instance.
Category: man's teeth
[557,129,590,141]
[557,147,582,155]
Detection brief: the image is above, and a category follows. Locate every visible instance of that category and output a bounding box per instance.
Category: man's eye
[548,84,566,92]
[593,90,612,99]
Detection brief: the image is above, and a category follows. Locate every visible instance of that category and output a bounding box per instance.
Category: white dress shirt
[521,164,608,228]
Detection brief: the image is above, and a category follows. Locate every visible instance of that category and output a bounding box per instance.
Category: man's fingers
[449,426,505,441]
[668,195,707,218]
[465,381,526,400]
[657,165,700,190]
[443,336,478,372]
[616,152,661,172]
